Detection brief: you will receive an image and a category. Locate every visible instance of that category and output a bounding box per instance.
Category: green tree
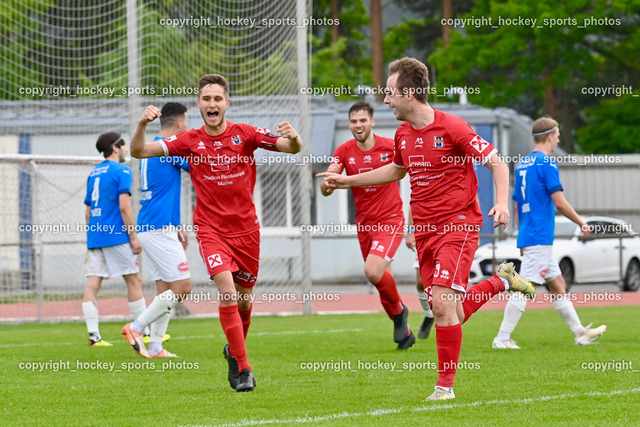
[311,0,371,98]
[577,96,640,154]
[428,0,640,153]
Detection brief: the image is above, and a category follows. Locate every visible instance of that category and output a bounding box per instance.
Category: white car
[469,216,640,291]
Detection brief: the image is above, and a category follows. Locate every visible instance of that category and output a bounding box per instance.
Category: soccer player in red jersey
[319,57,535,401]
[321,101,415,349]
[130,74,302,392]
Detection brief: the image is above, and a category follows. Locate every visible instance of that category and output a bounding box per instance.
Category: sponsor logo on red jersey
[469,135,490,153]
[236,270,256,283]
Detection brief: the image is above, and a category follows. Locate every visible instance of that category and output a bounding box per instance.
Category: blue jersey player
[492,117,606,349]
[82,133,147,347]
[121,102,193,358]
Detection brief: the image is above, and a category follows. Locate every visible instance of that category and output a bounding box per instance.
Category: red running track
[2,291,639,322]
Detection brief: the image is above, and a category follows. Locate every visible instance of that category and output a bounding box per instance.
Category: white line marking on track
[217,387,640,426]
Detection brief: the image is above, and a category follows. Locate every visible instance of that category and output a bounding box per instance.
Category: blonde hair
[532,117,558,143]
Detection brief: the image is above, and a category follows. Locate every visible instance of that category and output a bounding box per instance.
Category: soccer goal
[0,0,313,321]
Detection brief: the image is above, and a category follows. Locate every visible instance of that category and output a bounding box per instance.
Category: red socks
[432,277,503,389]
[239,304,252,338]
[461,275,504,324]
[373,271,404,318]
[219,304,251,371]
[435,323,462,388]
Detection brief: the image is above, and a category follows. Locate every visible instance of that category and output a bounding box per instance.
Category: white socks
[128,298,147,319]
[82,301,100,341]
[496,295,528,341]
[552,298,585,336]
[497,294,585,340]
[148,341,163,356]
[148,308,173,356]
[131,290,178,334]
[128,298,150,335]
[150,309,172,342]
[417,292,433,318]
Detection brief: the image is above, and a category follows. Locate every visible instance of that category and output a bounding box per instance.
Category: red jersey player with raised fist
[130,74,302,393]
[318,58,535,402]
[321,102,415,350]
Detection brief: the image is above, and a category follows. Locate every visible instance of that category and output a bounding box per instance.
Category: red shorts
[357,218,405,261]
[415,229,479,303]
[195,226,260,288]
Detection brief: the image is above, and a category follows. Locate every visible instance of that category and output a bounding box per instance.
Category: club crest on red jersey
[433,136,445,148]
[231,135,242,145]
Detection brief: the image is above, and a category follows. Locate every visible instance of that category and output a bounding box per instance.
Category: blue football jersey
[512,151,563,247]
[136,137,189,230]
[84,160,133,249]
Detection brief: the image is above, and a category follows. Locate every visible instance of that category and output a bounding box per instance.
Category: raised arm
[317,163,405,190]
[130,105,166,159]
[275,121,302,154]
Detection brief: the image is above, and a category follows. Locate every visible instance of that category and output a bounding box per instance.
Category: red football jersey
[332,135,403,225]
[161,122,280,237]
[392,109,496,234]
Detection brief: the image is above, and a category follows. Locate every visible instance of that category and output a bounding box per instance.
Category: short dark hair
[160,102,187,129]
[198,74,229,97]
[388,57,430,103]
[96,132,124,158]
[348,101,374,119]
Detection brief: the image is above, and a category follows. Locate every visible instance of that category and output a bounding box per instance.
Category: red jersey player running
[130,74,302,392]
[321,101,415,349]
[319,57,535,401]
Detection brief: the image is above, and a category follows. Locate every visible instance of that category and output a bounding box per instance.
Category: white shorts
[85,243,139,278]
[138,230,190,282]
[413,252,420,269]
[520,245,561,284]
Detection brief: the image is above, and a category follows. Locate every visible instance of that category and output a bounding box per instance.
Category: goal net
[0,0,312,321]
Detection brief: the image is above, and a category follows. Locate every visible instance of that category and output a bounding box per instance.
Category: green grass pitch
[1,306,639,425]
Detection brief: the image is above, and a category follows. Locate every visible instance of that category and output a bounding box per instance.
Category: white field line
[217,387,640,426]
[0,328,363,348]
